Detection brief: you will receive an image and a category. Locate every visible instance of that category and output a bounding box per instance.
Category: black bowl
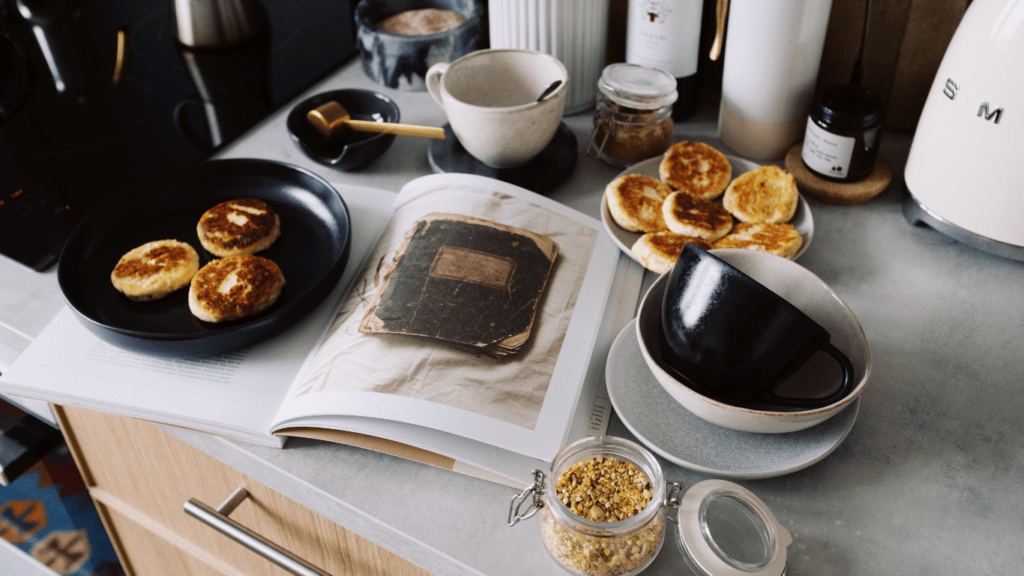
[286,89,400,170]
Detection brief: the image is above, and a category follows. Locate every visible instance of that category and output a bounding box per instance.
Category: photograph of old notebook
[359,213,559,357]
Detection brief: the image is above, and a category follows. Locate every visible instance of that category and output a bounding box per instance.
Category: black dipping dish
[58,159,351,357]
[287,89,400,170]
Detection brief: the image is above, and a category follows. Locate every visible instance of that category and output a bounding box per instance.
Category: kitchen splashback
[0,0,356,271]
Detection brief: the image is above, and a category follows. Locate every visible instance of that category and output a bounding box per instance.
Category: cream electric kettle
[903,0,1024,261]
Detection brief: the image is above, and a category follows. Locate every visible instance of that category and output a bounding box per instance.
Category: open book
[0,173,644,488]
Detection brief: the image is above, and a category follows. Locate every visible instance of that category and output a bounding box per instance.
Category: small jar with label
[588,64,678,168]
[508,436,683,576]
[801,84,885,182]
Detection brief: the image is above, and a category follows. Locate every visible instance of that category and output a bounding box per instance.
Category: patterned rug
[1,401,125,576]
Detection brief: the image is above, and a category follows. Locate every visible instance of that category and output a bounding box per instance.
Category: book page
[272,174,623,463]
[279,248,642,487]
[0,307,297,445]
[0,184,397,446]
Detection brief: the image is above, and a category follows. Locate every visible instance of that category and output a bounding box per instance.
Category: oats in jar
[539,455,664,576]
[541,507,664,576]
[554,455,654,522]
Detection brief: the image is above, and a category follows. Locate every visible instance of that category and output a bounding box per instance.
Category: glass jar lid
[813,84,885,130]
[675,480,791,576]
[598,63,678,110]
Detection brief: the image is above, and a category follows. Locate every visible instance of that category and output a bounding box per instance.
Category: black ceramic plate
[58,159,351,357]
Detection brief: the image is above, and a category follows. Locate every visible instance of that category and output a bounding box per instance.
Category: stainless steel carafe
[172,0,265,48]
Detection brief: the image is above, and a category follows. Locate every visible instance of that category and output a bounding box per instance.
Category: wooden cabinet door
[100,505,233,576]
[54,405,431,576]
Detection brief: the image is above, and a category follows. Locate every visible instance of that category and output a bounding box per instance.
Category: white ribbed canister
[487,0,609,114]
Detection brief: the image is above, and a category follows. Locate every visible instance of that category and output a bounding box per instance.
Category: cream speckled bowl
[636,249,871,434]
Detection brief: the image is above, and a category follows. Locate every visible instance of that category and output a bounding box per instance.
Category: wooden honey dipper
[306,101,446,142]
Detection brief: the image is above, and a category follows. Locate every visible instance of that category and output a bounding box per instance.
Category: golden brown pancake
[110,239,200,301]
[631,232,713,274]
[661,191,734,242]
[658,141,732,200]
[722,165,799,223]
[605,174,673,233]
[197,198,281,257]
[188,255,286,322]
[713,222,803,259]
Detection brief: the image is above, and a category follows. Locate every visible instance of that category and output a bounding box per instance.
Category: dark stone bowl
[355,0,487,91]
[286,89,400,171]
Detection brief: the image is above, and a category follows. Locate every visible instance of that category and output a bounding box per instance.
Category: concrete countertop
[2,57,1022,574]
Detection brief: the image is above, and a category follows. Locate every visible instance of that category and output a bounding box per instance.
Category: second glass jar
[588,63,678,168]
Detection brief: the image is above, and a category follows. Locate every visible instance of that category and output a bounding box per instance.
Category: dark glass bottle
[801,84,886,182]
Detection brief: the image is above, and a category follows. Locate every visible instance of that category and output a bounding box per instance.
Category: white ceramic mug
[426,49,568,168]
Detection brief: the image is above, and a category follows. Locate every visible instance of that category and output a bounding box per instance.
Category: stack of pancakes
[190,199,286,323]
[606,141,803,273]
[110,198,286,323]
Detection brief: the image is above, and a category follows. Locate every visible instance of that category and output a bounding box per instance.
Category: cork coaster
[784,144,892,206]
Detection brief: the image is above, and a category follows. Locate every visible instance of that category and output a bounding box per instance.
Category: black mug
[659,245,855,409]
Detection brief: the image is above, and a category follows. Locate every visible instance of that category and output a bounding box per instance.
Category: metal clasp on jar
[509,471,686,528]
[585,111,617,161]
[665,481,685,516]
[508,469,546,526]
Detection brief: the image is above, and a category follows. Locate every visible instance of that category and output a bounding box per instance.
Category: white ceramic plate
[605,319,859,479]
[600,155,814,265]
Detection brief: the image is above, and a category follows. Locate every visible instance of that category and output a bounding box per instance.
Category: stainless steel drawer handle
[185,486,332,576]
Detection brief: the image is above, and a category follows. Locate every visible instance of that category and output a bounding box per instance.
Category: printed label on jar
[802,120,855,180]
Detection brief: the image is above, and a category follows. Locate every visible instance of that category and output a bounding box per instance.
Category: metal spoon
[537,80,562,102]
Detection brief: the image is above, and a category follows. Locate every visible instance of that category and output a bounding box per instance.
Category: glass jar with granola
[508,436,683,576]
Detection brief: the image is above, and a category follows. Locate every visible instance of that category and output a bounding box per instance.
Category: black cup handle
[758,341,856,409]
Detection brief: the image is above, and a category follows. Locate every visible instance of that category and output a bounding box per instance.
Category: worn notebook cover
[359,213,559,356]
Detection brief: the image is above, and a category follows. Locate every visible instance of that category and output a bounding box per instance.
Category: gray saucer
[427,122,577,195]
[606,319,860,479]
